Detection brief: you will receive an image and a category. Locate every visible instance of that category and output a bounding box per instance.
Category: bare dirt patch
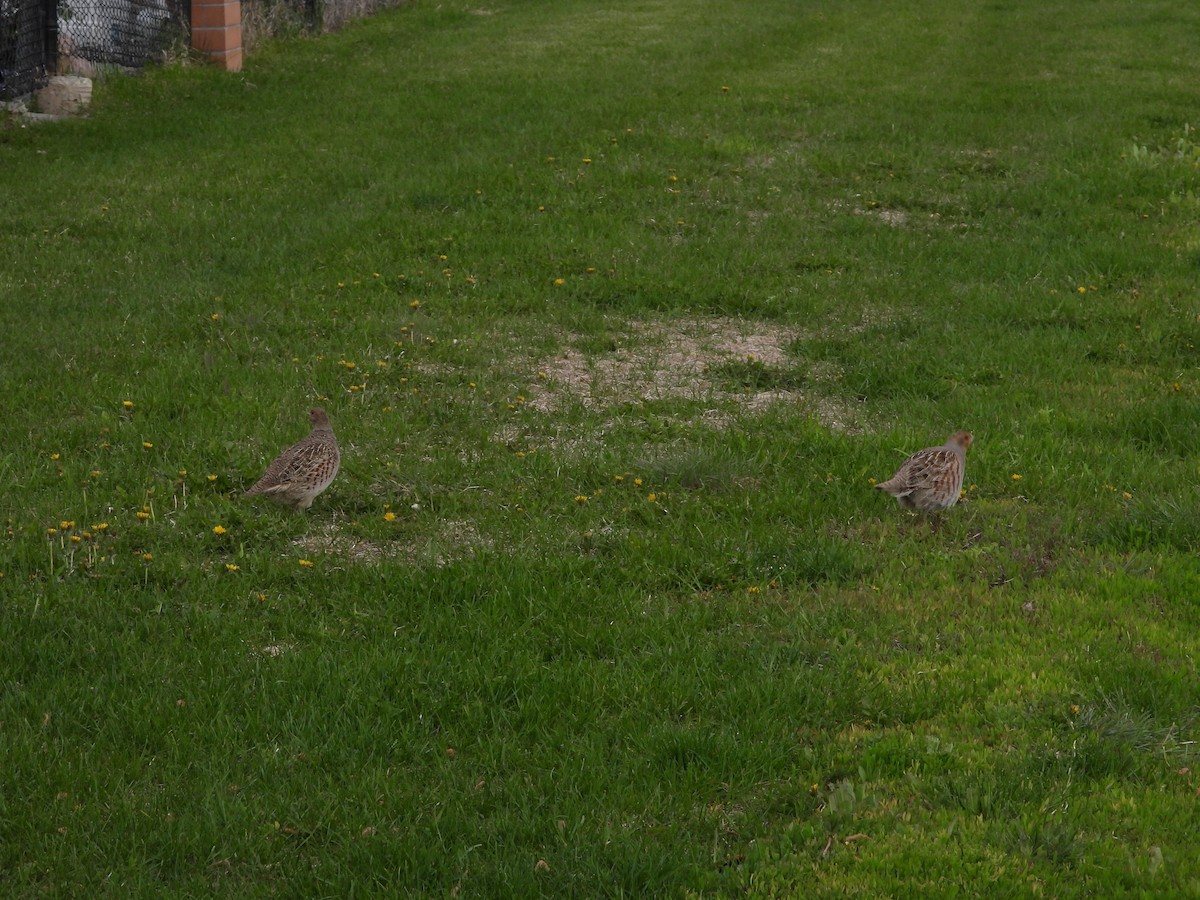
[528,316,862,432]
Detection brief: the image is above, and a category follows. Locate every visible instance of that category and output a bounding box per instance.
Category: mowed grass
[2,0,1200,894]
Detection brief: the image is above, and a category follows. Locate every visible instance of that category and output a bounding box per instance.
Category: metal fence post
[41,0,57,75]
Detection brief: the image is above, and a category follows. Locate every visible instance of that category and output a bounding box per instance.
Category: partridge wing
[247,442,309,494]
[893,447,956,492]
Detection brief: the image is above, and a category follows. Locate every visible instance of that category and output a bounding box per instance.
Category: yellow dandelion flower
[614,475,624,482]
[60,521,73,530]
[93,523,109,531]
[1070,704,1080,716]
[409,299,421,309]
[1122,491,1132,500]
[1077,286,1086,294]
[647,493,657,502]
[212,525,227,536]
[136,511,150,521]
[141,553,153,561]
[633,478,643,487]
[574,495,588,504]
[225,563,239,572]
[122,400,134,409]
[867,477,877,485]
[142,442,153,449]
[553,278,565,286]
[211,313,221,321]
[47,527,58,536]
[746,585,760,594]
[50,453,61,460]
[582,157,592,164]
[89,469,101,478]
[299,559,314,568]
[207,474,218,483]
[256,592,267,602]
[384,511,397,522]
[1011,474,1022,481]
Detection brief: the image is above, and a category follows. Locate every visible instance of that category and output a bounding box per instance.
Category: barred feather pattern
[875,431,971,513]
[245,408,340,511]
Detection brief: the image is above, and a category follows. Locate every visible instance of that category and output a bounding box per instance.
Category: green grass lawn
[2,0,1199,894]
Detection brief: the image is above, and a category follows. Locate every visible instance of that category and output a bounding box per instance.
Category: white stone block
[35,75,94,117]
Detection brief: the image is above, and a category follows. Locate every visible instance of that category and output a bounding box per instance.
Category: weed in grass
[1009,813,1086,869]
[708,357,807,393]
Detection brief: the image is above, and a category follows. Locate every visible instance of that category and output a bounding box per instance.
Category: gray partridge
[245,408,340,511]
[875,431,971,512]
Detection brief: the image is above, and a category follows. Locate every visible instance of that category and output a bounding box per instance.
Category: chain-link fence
[1,0,53,99]
[58,0,187,68]
[1,0,185,100]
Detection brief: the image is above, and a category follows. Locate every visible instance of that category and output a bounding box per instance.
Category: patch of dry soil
[529,316,861,432]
